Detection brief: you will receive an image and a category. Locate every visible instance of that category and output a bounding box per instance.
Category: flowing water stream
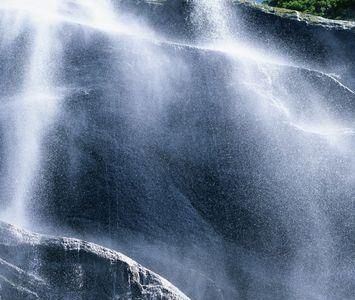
[0,1,353,299]
[194,1,354,298]
[0,0,154,226]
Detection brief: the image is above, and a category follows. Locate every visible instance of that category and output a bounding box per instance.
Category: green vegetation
[262,0,355,20]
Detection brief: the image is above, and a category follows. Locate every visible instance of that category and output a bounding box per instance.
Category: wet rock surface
[0,1,354,299]
[0,222,189,300]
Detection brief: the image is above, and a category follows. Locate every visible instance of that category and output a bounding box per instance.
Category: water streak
[191,1,349,299]
[0,0,151,227]
[0,4,62,227]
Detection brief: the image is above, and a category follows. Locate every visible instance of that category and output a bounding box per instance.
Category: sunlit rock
[0,221,189,299]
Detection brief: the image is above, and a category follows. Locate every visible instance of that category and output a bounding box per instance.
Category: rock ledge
[0,222,189,300]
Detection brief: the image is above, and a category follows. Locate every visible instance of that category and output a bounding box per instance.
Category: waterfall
[191,1,354,299]
[0,1,62,227]
[0,1,353,299]
[192,0,233,42]
[0,0,155,228]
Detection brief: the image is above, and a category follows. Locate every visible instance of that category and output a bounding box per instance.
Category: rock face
[0,222,188,299]
[34,33,354,299]
[235,1,355,90]
[0,1,354,300]
[117,0,355,89]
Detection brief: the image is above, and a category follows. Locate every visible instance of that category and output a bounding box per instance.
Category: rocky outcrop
[23,9,352,297]
[0,222,189,299]
[115,0,355,89]
[0,1,354,299]
[35,30,354,299]
[235,1,355,89]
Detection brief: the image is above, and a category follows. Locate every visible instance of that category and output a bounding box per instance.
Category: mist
[0,1,353,299]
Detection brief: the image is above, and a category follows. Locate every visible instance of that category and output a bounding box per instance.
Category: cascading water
[0,1,62,227]
[192,0,233,42]
[191,1,354,299]
[0,0,155,228]
[0,0,353,299]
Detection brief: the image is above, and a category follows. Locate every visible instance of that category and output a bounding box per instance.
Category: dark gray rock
[234,1,355,90]
[33,31,354,299]
[115,0,355,89]
[0,1,354,299]
[0,222,189,300]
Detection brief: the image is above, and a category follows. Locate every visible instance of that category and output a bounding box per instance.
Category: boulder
[0,221,189,300]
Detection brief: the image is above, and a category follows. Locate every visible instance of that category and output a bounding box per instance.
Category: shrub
[262,0,355,20]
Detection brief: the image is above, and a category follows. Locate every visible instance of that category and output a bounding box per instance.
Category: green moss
[262,0,355,20]
[232,0,354,30]
[269,6,295,14]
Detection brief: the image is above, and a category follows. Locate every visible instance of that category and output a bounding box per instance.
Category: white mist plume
[191,1,354,299]
[0,3,62,227]
[0,0,156,228]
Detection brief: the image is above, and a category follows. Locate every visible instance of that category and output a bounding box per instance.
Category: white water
[0,0,156,227]
[191,1,353,299]
[0,1,352,299]
[0,3,62,227]
[0,0,156,40]
[192,0,354,139]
